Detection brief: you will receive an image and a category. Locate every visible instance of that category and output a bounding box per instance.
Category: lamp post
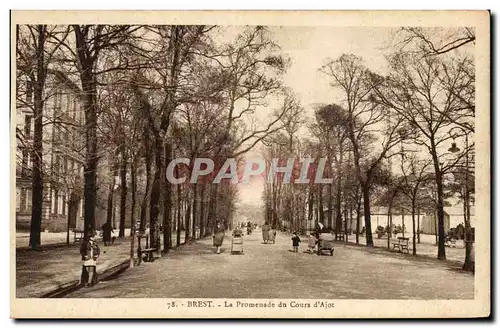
[448,126,473,271]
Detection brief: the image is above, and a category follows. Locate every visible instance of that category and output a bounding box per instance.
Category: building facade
[16,73,86,232]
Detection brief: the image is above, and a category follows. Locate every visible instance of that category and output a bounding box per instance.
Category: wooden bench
[73,230,84,244]
[140,248,157,262]
[392,237,409,254]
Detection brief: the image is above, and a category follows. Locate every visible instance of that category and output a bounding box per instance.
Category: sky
[237,26,397,206]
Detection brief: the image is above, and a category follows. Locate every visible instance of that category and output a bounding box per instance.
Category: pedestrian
[80,230,100,287]
[291,232,301,253]
[110,227,117,245]
[307,232,317,254]
[269,226,277,244]
[101,221,112,246]
[262,222,270,243]
[213,221,225,254]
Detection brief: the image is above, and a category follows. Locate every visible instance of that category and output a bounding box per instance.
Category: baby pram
[317,233,334,256]
[231,229,244,255]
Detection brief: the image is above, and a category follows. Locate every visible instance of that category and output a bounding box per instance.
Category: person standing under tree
[101,221,112,246]
[291,232,301,253]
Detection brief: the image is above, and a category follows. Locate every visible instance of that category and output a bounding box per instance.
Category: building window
[19,188,32,212]
[26,189,32,212]
[52,188,59,215]
[16,187,21,212]
[20,188,26,212]
[58,193,63,215]
[61,193,66,215]
[80,198,84,217]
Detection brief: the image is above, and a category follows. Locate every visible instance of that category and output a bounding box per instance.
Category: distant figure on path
[213,221,225,254]
[80,230,100,287]
[307,232,317,254]
[291,232,301,253]
[261,222,271,243]
[269,226,277,244]
[101,222,113,246]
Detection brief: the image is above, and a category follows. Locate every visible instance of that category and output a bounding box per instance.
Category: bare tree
[372,52,474,260]
[320,54,405,247]
[314,104,351,235]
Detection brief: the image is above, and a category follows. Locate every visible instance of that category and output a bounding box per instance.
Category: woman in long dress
[261,222,270,243]
[213,222,225,254]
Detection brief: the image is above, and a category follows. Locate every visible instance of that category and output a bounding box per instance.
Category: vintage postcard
[11,10,490,319]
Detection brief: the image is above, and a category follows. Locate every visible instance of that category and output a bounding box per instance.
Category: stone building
[16,73,86,232]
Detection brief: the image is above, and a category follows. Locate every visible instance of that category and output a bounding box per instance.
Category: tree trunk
[430,142,446,260]
[192,184,198,239]
[184,188,191,243]
[355,199,361,245]
[29,26,46,250]
[387,200,392,249]
[362,184,374,247]
[149,135,164,254]
[401,209,405,238]
[308,185,314,223]
[140,156,151,232]
[335,149,343,233]
[411,200,417,255]
[74,30,99,238]
[417,208,421,243]
[163,142,172,252]
[199,184,206,238]
[343,203,348,242]
[272,182,278,227]
[66,195,78,245]
[463,180,474,271]
[176,177,182,246]
[349,206,353,241]
[130,158,137,237]
[318,185,324,226]
[119,146,127,238]
[335,176,342,233]
[129,158,137,267]
[208,183,219,235]
[328,182,334,231]
[106,181,114,229]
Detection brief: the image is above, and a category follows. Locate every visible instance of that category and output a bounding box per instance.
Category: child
[307,232,317,254]
[291,232,301,253]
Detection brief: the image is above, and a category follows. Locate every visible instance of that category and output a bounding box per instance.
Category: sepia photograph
[10,10,490,318]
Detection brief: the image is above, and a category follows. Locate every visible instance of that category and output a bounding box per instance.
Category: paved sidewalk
[16,238,132,298]
[15,232,187,298]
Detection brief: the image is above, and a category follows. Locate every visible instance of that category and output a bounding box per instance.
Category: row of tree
[16,25,300,257]
[261,27,475,269]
